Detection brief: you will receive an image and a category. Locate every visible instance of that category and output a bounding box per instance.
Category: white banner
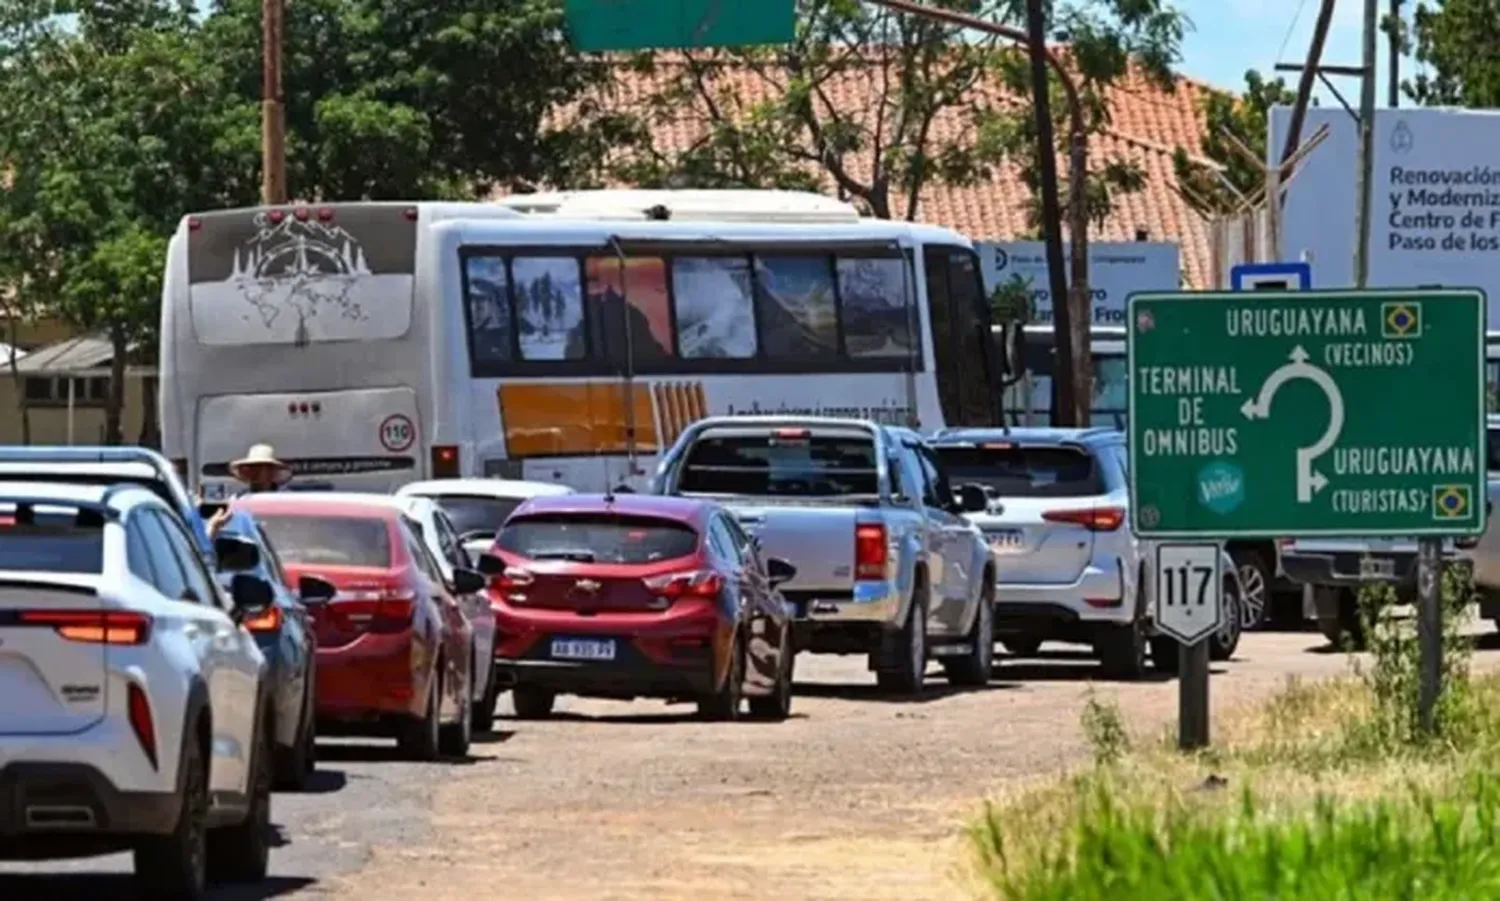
[1274,105,1500,325]
[975,240,1181,327]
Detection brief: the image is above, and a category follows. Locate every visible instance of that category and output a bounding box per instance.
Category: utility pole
[1023,0,1077,425]
[1354,0,1377,289]
[261,0,287,205]
[1388,0,1402,107]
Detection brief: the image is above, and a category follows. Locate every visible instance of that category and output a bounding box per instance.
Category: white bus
[160,191,1002,496]
[999,325,1127,428]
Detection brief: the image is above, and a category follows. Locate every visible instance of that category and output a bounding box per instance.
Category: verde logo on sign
[1126,288,1487,539]
[1197,461,1245,515]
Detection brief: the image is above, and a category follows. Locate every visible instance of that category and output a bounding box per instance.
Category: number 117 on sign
[1153,543,1223,646]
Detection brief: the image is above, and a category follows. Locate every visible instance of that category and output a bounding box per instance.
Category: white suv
[929,428,1243,678]
[0,481,274,899]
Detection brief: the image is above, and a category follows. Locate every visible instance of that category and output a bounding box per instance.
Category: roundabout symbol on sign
[380,414,416,453]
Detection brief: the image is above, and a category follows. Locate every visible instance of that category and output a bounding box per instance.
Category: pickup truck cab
[650,416,994,694]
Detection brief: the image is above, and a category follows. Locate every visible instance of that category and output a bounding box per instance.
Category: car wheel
[698,635,746,721]
[1096,622,1148,680]
[134,728,208,900]
[511,685,556,720]
[1231,548,1271,630]
[1318,589,1367,650]
[207,709,272,883]
[275,691,314,791]
[876,577,928,695]
[748,628,794,721]
[397,671,441,761]
[1211,577,1243,661]
[472,645,498,734]
[439,670,473,758]
[1002,637,1042,657]
[943,585,995,688]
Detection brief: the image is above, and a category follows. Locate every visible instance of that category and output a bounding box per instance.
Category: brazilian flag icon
[1382,302,1422,339]
[1433,484,1473,520]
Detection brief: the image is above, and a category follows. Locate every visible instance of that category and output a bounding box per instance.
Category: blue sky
[1174,0,1411,101]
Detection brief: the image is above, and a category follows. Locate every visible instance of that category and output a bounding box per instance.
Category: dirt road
[8,630,1491,900]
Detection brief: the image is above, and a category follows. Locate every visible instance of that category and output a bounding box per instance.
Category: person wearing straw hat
[207,444,294,539]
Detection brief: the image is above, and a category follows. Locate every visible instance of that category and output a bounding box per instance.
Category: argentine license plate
[1359,557,1396,580]
[987,530,1026,554]
[550,638,616,661]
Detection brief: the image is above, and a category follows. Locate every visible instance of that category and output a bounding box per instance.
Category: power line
[1276,0,1314,65]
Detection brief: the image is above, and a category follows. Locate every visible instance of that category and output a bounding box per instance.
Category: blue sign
[1231,261,1312,292]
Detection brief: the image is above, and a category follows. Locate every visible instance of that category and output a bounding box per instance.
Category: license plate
[1359,558,1396,579]
[549,638,616,661]
[987,530,1026,554]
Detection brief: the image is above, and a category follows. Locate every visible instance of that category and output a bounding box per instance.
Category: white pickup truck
[650,416,995,695]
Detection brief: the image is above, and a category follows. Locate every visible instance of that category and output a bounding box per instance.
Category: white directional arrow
[1241,345,1345,503]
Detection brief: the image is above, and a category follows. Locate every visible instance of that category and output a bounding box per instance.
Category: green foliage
[1172,69,1298,217]
[1347,565,1480,751]
[1405,0,1500,106]
[1079,690,1130,767]
[622,0,1184,223]
[975,775,1500,900]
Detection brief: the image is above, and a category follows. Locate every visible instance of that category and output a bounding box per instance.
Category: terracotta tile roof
[568,52,1222,289]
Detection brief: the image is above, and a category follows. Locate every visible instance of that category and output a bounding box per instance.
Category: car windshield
[677,432,879,497]
[425,495,524,537]
[256,514,391,568]
[496,514,699,565]
[0,502,106,573]
[935,445,1104,498]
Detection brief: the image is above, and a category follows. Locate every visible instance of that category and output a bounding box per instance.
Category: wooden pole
[261,0,287,205]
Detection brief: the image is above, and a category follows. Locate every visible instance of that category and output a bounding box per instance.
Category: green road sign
[1127,289,1487,539]
[564,0,795,52]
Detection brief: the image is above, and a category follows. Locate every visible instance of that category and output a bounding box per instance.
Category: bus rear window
[185,205,416,346]
[677,432,879,497]
[935,445,1104,498]
[256,515,392,568]
[497,514,699,565]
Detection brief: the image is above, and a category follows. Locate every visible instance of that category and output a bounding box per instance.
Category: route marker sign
[1153,543,1223,645]
[564,0,795,52]
[1128,288,1487,539]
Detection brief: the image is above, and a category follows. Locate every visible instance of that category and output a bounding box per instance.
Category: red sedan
[239,493,477,759]
[478,493,797,721]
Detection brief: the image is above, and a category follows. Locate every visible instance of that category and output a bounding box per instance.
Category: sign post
[1154,544,1223,749]
[1128,287,1486,744]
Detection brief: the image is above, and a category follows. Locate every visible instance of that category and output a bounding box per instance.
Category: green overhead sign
[564,0,795,52]
[1127,289,1487,539]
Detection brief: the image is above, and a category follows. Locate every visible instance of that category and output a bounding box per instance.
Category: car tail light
[643,569,724,600]
[127,683,158,770]
[19,610,152,644]
[772,428,810,440]
[431,445,460,478]
[243,605,283,633]
[332,589,416,632]
[1041,506,1125,532]
[855,523,887,580]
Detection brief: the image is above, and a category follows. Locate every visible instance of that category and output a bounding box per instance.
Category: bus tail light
[431,445,460,478]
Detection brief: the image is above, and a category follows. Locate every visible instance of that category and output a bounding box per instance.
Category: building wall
[0,370,156,446]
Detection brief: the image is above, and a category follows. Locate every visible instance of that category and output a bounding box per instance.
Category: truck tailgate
[726,503,859,594]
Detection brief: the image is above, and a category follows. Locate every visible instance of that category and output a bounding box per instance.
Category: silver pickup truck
[650,416,995,695]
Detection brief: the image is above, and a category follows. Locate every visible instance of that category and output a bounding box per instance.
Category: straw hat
[229,444,293,484]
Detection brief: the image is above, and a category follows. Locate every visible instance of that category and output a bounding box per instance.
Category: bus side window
[924,245,997,428]
[584,255,675,366]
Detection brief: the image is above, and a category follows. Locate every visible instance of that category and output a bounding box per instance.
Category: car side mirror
[765,557,797,588]
[214,535,261,572]
[230,573,275,618]
[957,483,989,514]
[452,568,486,595]
[475,553,506,576]
[297,574,337,603]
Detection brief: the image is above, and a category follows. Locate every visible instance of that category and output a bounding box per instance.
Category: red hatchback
[479,493,797,721]
[238,493,478,759]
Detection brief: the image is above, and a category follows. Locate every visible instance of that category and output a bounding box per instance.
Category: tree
[197,0,643,200]
[1405,0,1500,106]
[1172,69,1299,217]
